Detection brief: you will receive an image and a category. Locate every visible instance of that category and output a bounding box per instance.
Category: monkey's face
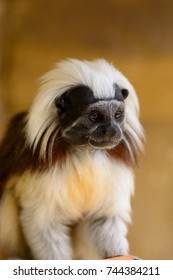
[55,84,128,149]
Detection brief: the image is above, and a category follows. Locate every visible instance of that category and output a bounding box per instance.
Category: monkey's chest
[57,155,113,217]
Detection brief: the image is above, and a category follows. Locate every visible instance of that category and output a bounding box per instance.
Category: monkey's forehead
[58,84,125,107]
[85,100,124,112]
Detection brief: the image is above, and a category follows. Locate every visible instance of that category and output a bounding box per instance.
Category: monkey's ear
[114,83,129,101]
[121,88,129,99]
[55,96,66,114]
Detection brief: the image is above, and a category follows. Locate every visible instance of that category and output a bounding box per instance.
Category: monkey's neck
[47,140,134,169]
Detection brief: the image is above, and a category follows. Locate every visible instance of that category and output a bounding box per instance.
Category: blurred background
[0,0,173,259]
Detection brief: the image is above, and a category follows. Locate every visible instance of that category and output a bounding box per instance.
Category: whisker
[121,136,135,164]
[47,126,60,166]
[39,120,58,161]
[32,118,55,153]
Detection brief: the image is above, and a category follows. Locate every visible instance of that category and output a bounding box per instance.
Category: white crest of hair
[26,58,144,159]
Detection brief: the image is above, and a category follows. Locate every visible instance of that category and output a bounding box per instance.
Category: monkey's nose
[97,125,120,139]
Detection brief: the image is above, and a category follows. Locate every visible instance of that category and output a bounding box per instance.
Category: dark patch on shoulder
[0,113,26,196]
[0,112,69,198]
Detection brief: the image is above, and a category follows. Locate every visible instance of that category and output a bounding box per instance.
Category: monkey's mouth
[89,137,118,149]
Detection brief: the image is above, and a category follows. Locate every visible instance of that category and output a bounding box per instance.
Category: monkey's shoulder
[0,113,28,194]
[0,112,27,157]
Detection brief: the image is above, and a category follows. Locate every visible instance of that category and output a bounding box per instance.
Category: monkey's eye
[89,111,101,122]
[115,111,123,120]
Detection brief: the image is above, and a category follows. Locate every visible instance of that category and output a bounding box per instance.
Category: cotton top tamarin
[0,59,144,259]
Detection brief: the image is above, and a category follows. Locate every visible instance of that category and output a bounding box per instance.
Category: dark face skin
[55,84,128,149]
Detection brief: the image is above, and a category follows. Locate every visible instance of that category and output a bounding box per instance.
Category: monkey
[0,59,144,260]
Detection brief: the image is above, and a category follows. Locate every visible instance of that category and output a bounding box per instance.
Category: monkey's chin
[89,138,118,150]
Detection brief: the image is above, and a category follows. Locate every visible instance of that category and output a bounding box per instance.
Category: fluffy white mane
[26,59,144,159]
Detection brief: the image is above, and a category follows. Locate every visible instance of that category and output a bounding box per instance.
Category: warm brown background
[0,0,173,259]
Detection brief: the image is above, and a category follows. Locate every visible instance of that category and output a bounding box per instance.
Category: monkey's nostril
[96,125,120,138]
[96,125,107,135]
[101,127,107,135]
